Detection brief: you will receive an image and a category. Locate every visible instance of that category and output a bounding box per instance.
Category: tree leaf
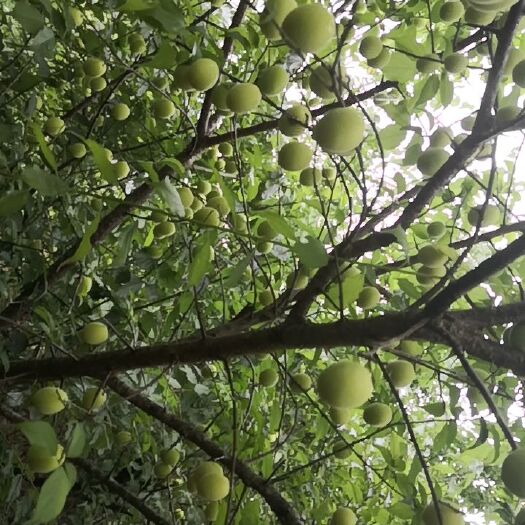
[119,0,160,11]
[66,423,86,458]
[389,502,413,519]
[12,1,45,34]
[189,240,213,286]
[0,191,29,217]
[293,236,328,269]
[30,123,57,172]
[257,211,295,240]
[22,167,69,196]
[27,467,71,524]
[62,212,101,265]
[224,254,252,288]
[155,178,185,217]
[17,421,57,455]
[84,139,118,184]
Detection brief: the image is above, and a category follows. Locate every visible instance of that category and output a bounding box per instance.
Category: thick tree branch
[107,377,302,525]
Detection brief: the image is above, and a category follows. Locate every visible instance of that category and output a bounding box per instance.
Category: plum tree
[196,472,230,501]
[444,53,468,74]
[44,117,65,136]
[467,205,500,227]
[83,57,106,78]
[299,167,322,187]
[154,221,176,239]
[309,65,347,99]
[417,148,449,176]
[152,99,176,119]
[439,1,465,21]
[332,439,352,459]
[194,207,221,227]
[161,449,180,465]
[154,463,172,478]
[69,143,86,159]
[418,245,448,268]
[427,221,446,238]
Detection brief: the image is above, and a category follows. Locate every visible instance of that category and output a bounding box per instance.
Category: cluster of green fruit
[30,384,107,415]
[325,268,381,310]
[154,448,180,479]
[187,461,229,520]
[415,242,452,287]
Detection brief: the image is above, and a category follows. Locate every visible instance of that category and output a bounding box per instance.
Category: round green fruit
[226,83,261,114]
[129,33,147,54]
[416,54,440,74]
[194,207,221,227]
[430,128,451,147]
[444,53,468,74]
[154,462,172,478]
[496,106,520,127]
[196,472,230,501]
[440,1,465,22]
[416,264,447,286]
[278,104,310,136]
[299,167,322,187]
[259,368,278,387]
[464,7,495,25]
[232,214,248,233]
[282,4,336,54]
[329,406,352,425]
[509,321,525,351]
[313,107,365,155]
[317,360,373,409]
[188,58,220,92]
[69,142,86,159]
[332,439,352,459]
[422,502,464,525]
[116,430,132,446]
[69,6,83,26]
[205,501,219,522]
[207,196,230,217]
[111,103,130,121]
[309,65,346,99]
[427,221,446,238]
[178,187,194,208]
[260,0,298,41]
[172,64,194,91]
[146,245,163,259]
[161,449,180,465]
[82,387,107,411]
[461,115,476,131]
[290,373,312,393]
[154,221,176,238]
[323,167,337,182]
[31,386,68,415]
[114,160,129,179]
[257,241,273,254]
[363,402,392,427]
[467,204,500,227]
[399,340,421,356]
[278,142,312,172]
[359,35,383,59]
[152,76,169,91]
[83,57,106,78]
[90,76,107,92]
[193,461,224,481]
[367,48,391,68]
[211,83,231,111]
[152,99,176,119]
[27,444,65,474]
[218,142,233,157]
[356,286,380,309]
[331,507,357,525]
[81,321,108,345]
[198,180,212,195]
[44,117,65,137]
[257,220,277,240]
[416,148,449,176]
[418,245,448,268]
[257,65,289,96]
[386,360,415,388]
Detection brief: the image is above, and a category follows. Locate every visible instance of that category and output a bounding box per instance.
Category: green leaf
[379,124,406,150]
[155,178,185,217]
[119,0,160,11]
[293,236,328,269]
[188,240,213,286]
[63,463,78,489]
[415,75,440,108]
[62,212,101,265]
[22,167,69,196]
[469,417,488,449]
[383,52,416,83]
[397,278,420,299]
[31,123,57,171]
[84,139,118,184]
[389,502,413,519]
[326,269,364,308]
[224,254,252,288]
[440,72,454,107]
[17,421,58,455]
[12,1,45,34]
[112,224,136,267]
[27,467,71,524]
[423,401,446,417]
[434,421,457,453]
[66,423,86,458]
[144,40,178,69]
[0,191,29,217]
[257,211,295,240]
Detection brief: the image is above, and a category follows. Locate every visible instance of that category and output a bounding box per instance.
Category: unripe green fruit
[172,64,194,91]
[188,58,220,92]
[185,207,194,219]
[161,449,180,465]
[422,502,465,525]
[115,161,130,179]
[416,264,446,285]
[516,508,525,525]
[191,199,204,212]
[257,241,273,254]
[205,501,219,522]
[317,360,373,409]
[150,210,167,222]
[44,117,65,137]
[27,444,65,474]
[259,368,278,387]
[313,107,365,155]
[257,220,277,240]
[69,7,83,26]
[309,65,346,99]
[154,221,176,238]
[226,83,262,114]
[77,275,93,297]
[152,76,169,90]
[496,106,521,127]
[81,321,108,345]
[502,449,525,497]
[417,148,449,176]
[224,159,237,173]
[504,48,525,76]
[286,272,308,290]
[129,33,147,54]
[278,142,312,172]
[332,439,352,459]
[278,104,310,136]
[193,462,224,481]
[399,340,421,356]
[211,83,232,111]
[194,207,221,227]
[69,142,87,159]
[416,54,440,74]
[282,4,336,54]
[509,321,525,351]
[154,462,172,478]
[178,187,194,208]
[82,387,107,411]
[299,167,322,187]
[359,35,383,59]
[367,48,391,68]
[116,430,132,446]
[218,143,233,157]
[467,204,500,227]
[331,507,357,525]
[329,407,352,425]
[386,360,415,388]
[260,0,297,40]
[90,76,107,91]
[417,245,448,268]
[444,53,468,74]
[464,7,495,25]
[440,1,465,22]
[427,221,446,238]
[257,65,289,96]
[363,402,392,427]
[461,115,476,131]
[356,286,380,309]
[290,373,311,393]
[146,245,163,259]
[196,472,230,501]
[323,167,337,182]
[153,99,176,119]
[207,196,230,217]
[198,180,212,195]
[430,128,451,147]
[259,289,274,306]
[111,103,130,121]
[31,387,68,415]
[232,214,248,233]
[83,57,106,78]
